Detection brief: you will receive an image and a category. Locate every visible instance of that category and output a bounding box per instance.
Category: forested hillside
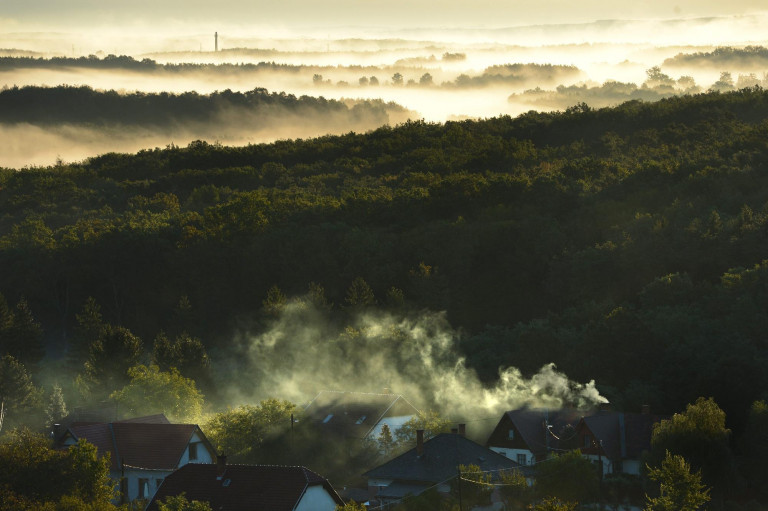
[2,88,768,433]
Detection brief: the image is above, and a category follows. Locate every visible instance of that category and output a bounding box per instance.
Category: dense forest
[2,87,768,506]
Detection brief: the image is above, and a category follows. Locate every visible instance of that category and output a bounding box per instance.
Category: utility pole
[215,32,218,52]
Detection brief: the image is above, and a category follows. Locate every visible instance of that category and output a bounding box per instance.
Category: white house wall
[177,432,214,465]
[294,486,340,511]
[113,468,173,502]
[489,447,535,466]
[582,454,614,476]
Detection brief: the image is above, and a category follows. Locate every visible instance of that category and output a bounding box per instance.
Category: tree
[534,450,599,504]
[419,73,433,86]
[46,383,67,427]
[110,364,204,423]
[262,285,287,316]
[344,277,376,309]
[394,410,451,446]
[0,355,43,430]
[0,429,116,507]
[498,469,531,510]
[739,400,768,497]
[644,451,710,511]
[152,331,210,382]
[336,501,366,511]
[378,423,394,455]
[1,297,44,369]
[649,397,738,498]
[455,464,493,509]
[391,72,404,85]
[76,325,143,400]
[528,497,577,511]
[203,399,298,461]
[157,493,212,511]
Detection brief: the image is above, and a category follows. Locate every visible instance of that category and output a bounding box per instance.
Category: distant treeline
[664,45,768,68]
[3,88,768,438]
[0,84,411,129]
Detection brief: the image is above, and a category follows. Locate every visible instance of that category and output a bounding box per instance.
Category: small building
[58,415,215,503]
[145,458,344,511]
[486,408,588,466]
[303,390,419,441]
[364,429,525,506]
[575,407,663,476]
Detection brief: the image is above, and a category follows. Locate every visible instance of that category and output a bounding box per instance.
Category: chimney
[216,454,227,479]
[599,402,612,412]
[458,423,466,437]
[451,428,458,434]
[52,423,62,440]
[641,404,651,415]
[416,429,424,457]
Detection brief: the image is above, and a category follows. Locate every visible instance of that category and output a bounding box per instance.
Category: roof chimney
[416,429,424,457]
[451,427,458,434]
[216,454,227,479]
[458,423,466,437]
[599,402,612,412]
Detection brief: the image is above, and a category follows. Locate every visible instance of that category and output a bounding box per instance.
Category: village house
[575,405,663,476]
[145,456,344,511]
[485,407,589,466]
[303,390,420,441]
[56,414,215,503]
[364,427,526,506]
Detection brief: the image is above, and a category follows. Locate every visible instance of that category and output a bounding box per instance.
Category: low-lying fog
[2,13,768,166]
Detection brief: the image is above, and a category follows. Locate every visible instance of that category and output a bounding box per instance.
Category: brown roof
[69,422,203,471]
[487,408,588,458]
[146,464,344,511]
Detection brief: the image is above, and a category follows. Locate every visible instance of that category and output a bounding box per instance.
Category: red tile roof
[69,422,203,471]
[146,464,344,511]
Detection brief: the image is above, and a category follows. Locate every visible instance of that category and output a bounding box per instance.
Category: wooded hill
[2,88,768,432]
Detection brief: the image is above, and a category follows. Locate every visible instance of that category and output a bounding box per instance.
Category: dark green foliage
[534,450,600,504]
[0,355,44,430]
[77,325,144,400]
[0,429,116,508]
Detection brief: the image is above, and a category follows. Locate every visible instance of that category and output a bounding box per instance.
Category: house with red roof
[58,415,215,503]
[145,457,344,511]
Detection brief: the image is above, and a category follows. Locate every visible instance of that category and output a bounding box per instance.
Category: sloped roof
[490,408,587,457]
[145,464,344,511]
[304,391,420,439]
[580,411,663,460]
[68,422,205,471]
[365,433,524,483]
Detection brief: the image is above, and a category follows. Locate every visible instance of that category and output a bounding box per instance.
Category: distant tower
[215,32,218,52]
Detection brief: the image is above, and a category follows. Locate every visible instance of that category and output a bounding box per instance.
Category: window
[189,442,198,460]
[508,429,515,440]
[356,415,367,424]
[517,453,527,465]
[138,478,149,499]
[584,434,592,448]
[323,414,334,424]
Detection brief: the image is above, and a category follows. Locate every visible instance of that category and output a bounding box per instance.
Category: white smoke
[227,300,607,420]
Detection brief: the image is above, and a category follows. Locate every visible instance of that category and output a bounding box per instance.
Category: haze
[2,3,768,166]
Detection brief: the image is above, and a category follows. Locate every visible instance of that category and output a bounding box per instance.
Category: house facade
[146,458,344,511]
[59,416,215,503]
[303,390,419,442]
[575,407,663,476]
[486,408,588,466]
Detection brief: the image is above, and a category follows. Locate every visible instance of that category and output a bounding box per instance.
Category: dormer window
[508,429,515,440]
[356,415,367,425]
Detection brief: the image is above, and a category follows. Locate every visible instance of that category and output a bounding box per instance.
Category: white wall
[294,486,340,511]
[116,468,173,502]
[177,432,215,465]
[489,446,535,465]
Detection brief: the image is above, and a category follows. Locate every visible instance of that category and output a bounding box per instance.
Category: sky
[3,0,768,32]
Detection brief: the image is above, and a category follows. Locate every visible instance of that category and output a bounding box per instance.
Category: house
[57,415,215,503]
[364,429,525,505]
[485,408,590,466]
[145,457,344,511]
[303,390,420,441]
[575,406,663,476]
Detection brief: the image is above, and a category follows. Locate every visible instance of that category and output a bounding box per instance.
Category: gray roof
[365,433,524,484]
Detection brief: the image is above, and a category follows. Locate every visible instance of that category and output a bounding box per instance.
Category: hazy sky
[4,0,768,31]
